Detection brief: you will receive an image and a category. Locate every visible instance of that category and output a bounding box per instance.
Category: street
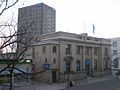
[65,78,120,90]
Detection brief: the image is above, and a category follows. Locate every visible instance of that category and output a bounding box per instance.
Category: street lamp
[64,56,73,86]
[66,61,70,85]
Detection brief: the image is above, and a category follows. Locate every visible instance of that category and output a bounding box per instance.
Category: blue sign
[85,59,91,65]
[43,64,50,70]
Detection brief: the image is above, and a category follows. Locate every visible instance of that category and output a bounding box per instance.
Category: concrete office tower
[17,3,56,52]
[17,3,56,43]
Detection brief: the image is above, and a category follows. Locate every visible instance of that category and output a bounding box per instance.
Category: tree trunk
[10,69,13,90]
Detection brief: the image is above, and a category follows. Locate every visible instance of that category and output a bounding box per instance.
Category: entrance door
[85,59,91,75]
[52,71,57,83]
[85,64,90,75]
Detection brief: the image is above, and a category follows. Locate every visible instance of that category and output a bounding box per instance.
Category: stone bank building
[26,31,111,83]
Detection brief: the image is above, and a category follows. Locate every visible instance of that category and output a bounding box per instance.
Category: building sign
[43,64,50,70]
[85,59,91,65]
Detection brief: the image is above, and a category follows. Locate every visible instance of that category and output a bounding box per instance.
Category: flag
[92,24,95,34]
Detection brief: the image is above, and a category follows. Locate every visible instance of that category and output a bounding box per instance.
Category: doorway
[52,71,57,83]
[85,64,90,75]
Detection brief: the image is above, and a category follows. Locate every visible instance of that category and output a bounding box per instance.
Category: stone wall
[59,72,87,82]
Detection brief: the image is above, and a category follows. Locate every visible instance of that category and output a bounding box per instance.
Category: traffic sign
[43,64,50,70]
[85,59,91,65]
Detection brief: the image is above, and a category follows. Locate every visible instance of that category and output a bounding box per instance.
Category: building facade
[111,37,120,76]
[17,3,56,43]
[26,32,111,83]
[17,3,56,52]
[18,3,56,35]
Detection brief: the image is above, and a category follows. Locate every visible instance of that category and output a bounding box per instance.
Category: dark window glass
[94,47,98,56]
[105,48,108,56]
[113,50,117,55]
[76,46,81,55]
[76,61,80,71]
[66,62,71,72]
[113,42,117,47]
[53,58,56,63]
[53,46,57,53]
[113,58,119,68]
[42,46,46,53]
[65,44,72,54]
[85,47,89,55]
[45,58,47,63]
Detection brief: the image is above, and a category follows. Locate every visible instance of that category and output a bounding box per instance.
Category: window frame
[94,47,98,56]
[42,46,46,53]
[76,60,81,71]
[65,44,72,54]
[53,46,57,53]
[76,45,81,55]
[113,50,117,55]
[113,42,117,47]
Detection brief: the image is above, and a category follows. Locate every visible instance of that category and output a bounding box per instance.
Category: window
[66,62,71,72]
[87,37,90,40]
[104,48,108,56]
[85,47,89,55]
[65,44,72,54]
[113,42,117,47]
[76,61,80,71]
[113,58,119,68]
[53,58,56,64]
[45,58,47,63]
[94,60,97,70]
[94,47,98,56]
[76,46,81,55]
[42,46,46,53]
[113,50,117,55]
[53,46,57,53]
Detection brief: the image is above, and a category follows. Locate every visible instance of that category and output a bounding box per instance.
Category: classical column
[82,46,86,71]
[91,47,94,71]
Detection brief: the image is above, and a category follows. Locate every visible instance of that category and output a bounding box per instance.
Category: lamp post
[66,61,70,85]
[64,56,73,86]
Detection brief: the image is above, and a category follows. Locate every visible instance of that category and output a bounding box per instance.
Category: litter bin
[70,81,74,87]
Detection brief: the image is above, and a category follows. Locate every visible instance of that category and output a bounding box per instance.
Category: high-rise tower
[17,3,56,52]
[18,3,55,42]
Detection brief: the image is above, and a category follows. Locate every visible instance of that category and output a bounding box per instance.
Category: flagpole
[83,20,86,34]
[83,20,87,41]
[92,24,95,37]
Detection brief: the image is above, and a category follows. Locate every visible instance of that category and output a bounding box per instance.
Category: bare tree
[0,19,33,90]
[0,1,48,89]
[0,0,19,16]
[0,9,40,87]
[0,0,31,89]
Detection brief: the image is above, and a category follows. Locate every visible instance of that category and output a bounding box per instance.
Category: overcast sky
[1,0,120,39]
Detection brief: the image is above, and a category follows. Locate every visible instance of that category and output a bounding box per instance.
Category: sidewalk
[0,75,114,90]
[74,75,113,86]
[13,82,66,90]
